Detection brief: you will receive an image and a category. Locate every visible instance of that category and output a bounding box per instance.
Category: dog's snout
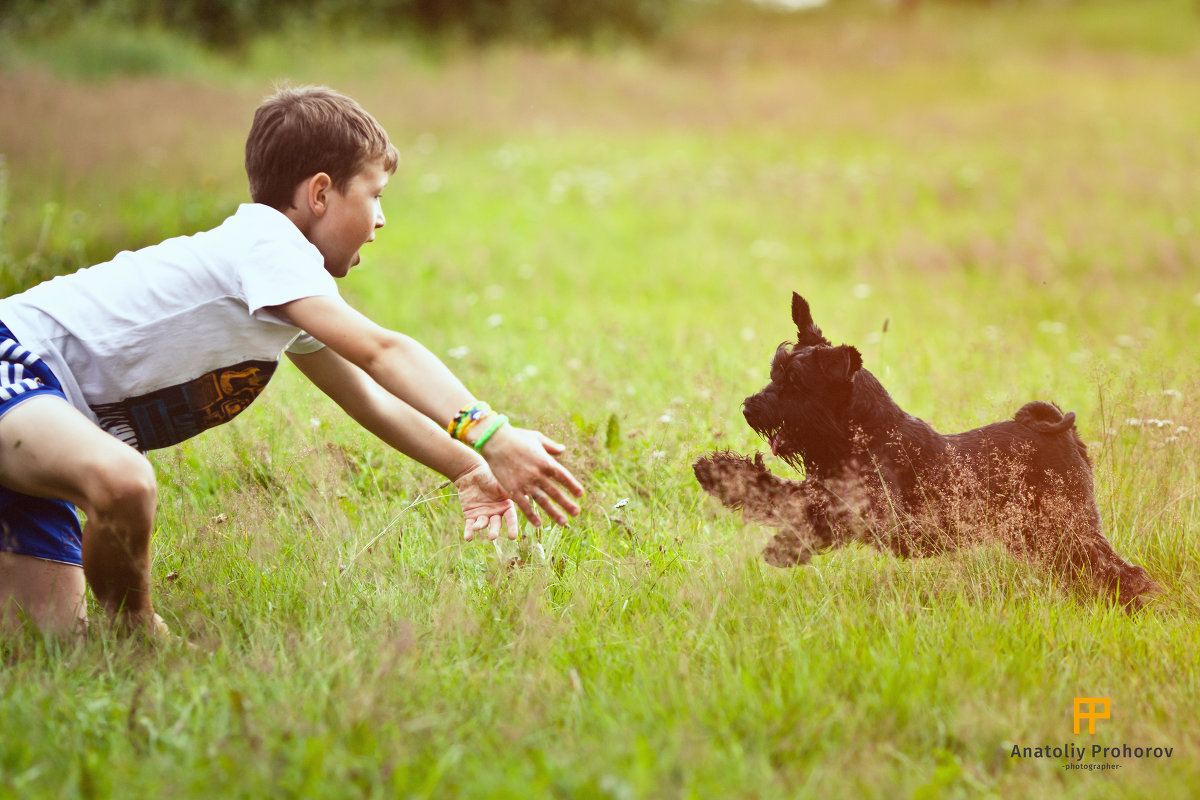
[742,390,773,426]
[742,394,760,419]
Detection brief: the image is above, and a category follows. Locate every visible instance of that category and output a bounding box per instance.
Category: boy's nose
[375,208,386,228]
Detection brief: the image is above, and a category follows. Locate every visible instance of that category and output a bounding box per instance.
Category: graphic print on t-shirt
[90,360,277,451]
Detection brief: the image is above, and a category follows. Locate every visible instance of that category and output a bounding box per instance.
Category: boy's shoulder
[159,203,317,267]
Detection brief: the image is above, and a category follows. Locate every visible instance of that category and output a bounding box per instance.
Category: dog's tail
[1014,401,1076,434]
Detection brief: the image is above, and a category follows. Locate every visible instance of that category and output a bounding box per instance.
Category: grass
[2,1,1200,797]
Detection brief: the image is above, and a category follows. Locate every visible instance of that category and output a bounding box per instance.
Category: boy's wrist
[449,456,487,485]
[466,415,510,452]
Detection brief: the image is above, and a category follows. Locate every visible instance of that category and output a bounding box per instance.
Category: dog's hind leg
[1030,501,1160,612]
[1063,531,1159,612]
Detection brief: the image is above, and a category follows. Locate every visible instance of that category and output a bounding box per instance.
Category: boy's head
[245,85,399,211]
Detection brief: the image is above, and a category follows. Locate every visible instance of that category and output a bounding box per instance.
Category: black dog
[694,292,1157,610]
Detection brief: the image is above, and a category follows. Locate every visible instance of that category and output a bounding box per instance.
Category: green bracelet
[472,414,509,452]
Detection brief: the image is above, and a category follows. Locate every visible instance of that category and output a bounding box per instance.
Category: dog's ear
[792,292,830,347]
[816,345,863,383]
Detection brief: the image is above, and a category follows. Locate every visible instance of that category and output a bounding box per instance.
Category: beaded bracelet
[472,414,509,452]
[448,401,492,441]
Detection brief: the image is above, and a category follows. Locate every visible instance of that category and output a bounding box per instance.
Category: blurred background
[2,9,1198,795]
[1,0,1197,431]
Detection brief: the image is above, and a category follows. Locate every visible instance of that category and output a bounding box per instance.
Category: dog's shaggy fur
[694,292,1157,610]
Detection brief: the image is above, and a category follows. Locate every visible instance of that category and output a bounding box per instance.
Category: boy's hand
[453,463,520,541]
[473,425,583,527]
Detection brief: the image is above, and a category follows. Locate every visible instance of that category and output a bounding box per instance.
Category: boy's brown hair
[245,85,400,210]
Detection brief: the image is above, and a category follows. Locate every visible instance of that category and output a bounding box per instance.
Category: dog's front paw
[693,450,770,509]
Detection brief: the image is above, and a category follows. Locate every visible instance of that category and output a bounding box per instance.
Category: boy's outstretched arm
[276,295,583,525]
[287,346,519,540]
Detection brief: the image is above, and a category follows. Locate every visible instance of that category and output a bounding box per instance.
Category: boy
[0,86,583,638]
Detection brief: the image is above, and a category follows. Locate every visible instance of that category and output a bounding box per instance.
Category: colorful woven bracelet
[457,411,492,441]
[448,401,492,440]
[472,414,509,452]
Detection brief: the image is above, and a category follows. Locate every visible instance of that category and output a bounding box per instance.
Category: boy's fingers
[557,467,585,499]
[537,433,566,455]
[549,485,580,519]
[503,504,519,539]
[540,463,583,510]
[530,487,574,526]
[542,459,584,498]
[514,494,543,528]
[464,515,487,541]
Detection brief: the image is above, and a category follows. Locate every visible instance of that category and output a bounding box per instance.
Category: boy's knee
[86,451,157,522]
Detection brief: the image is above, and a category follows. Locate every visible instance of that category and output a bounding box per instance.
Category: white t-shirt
[0,203,337,451]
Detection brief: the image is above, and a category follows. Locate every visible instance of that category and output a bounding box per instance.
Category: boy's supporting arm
[276,295,582,526]
[287,345,480,480]
[287,346,519,540]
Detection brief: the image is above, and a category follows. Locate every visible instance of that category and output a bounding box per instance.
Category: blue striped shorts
[0,320,84,566]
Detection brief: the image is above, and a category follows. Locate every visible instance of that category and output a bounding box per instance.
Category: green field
[2,2,1199,797]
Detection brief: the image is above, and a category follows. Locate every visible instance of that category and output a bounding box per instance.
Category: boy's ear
[299,173,333,216]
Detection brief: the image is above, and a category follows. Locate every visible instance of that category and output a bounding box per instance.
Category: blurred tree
[0,0,681,47]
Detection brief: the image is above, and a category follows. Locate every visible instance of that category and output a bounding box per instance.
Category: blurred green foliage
[0,0,681,48]
[0,160,86,297]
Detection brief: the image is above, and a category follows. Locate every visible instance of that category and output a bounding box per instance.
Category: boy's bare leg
[0,396,162,635]
[0,552,86,637]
